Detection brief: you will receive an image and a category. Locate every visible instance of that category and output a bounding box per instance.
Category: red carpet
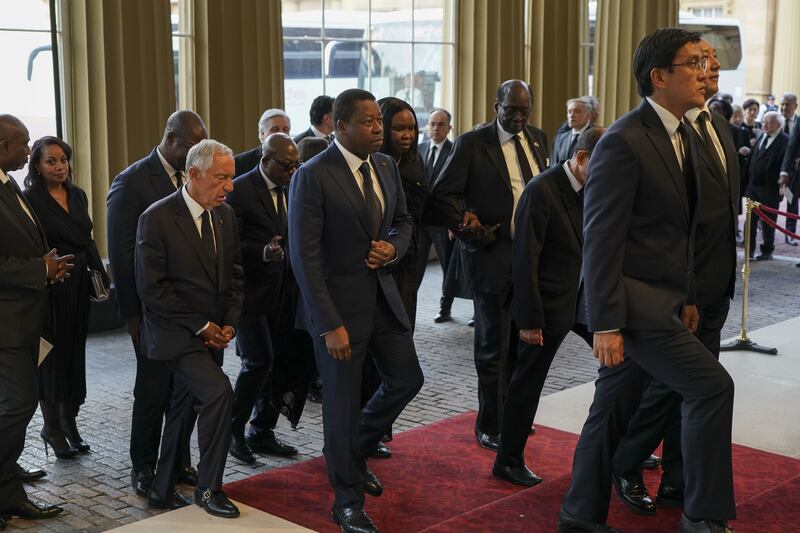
[225,412,800,532]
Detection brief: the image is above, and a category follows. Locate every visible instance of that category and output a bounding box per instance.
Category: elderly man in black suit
[225,133,301,464]
[611,37,742,518]
[234,109,291,177]
[294,95,335,145]
[494,127,604,488]
[416,107,455,322]
[551,98,593,167]
[290,88,424,533]
[136,139,244,517]
[0,115,71,527]
[429,80,548,452]
[557,28,736,533]
[746,112,789,260]
[107,111,207,498]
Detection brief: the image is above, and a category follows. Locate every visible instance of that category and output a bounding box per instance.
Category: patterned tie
[512,135,534,184]
[359,162,382,237]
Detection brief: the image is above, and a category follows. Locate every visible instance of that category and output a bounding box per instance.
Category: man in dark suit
[551,98,593,167]
[494,127,604,487]
[234,109,291,177]
[557,29,736,533]
[611,37,742,517]
[779,93,799,241]
[428,80,548,451]
[0,115,72,525]
[136,139,244,517]
[293,95,335,145]
[225,133,300,464]
[416,107,455,322]
[107,110,207,498]
[746,112,789,259]
[289,88,424,533]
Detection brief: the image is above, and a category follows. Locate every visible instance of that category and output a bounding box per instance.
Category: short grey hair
[782,93,798,104]
[258,108,290,138]
[763,111,785,128]
[580,95,599,111]
[566,97,591,111]
[185,139,233,175]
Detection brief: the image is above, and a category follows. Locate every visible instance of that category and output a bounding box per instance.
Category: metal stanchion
[720,198,778,355]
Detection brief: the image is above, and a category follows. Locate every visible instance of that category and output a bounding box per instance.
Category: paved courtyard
[9,251,800,532]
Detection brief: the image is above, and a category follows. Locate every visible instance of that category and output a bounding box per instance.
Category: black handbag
[89,267,110,303]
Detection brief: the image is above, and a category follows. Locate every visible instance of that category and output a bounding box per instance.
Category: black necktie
[568,133,579,158]
[426,145,437,177]
[512,135,534,184]
[175,171,184,189]
[676,123,696,209]
[785,121,791,135]
[359,162,382,237]
[274,185,287,233]
[200,210,216,260]
[760,134,769,152]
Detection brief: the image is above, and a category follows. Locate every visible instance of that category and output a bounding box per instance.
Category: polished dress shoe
[14,463,46,482]
[148,488,193,509]
[529,425,537,435]
[41,428,78,459]
[678,514,735,532]
[177,465,198,486]
[642,454,662,470]
[230,436,257,464]
[492,461,542,487]
[434,310,452,323]
[370,442,392,459]
[247,431,298,457]
[131,467,154,497]
[656,480,684,507]
[475,431,500,452]
[332,505,379,533]
[612,475,655,515]
[194,487,240,518]
[557,507,619,532]
[755,253,773,261]
[0,499,63,520]
[356,459,383,497]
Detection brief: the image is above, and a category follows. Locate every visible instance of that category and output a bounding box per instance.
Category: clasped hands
[200,323,235,350]
[457,212,500,244]
[43,249,74,284]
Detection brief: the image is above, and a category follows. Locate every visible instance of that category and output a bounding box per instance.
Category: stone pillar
[770,0,800,98]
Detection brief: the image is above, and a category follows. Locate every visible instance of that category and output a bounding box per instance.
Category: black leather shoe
[247,432,298,457]
[492,461,542,487]
[678,513,735,532]
[613,475,656,515]
[370,442,392,459]
[177,465,198,486]
[755,253,773,261]
[194,487,240,518]
[131,467,154,497]
[529,425,537,435]
[475,431,500,452]
[0,499,63,520]
[786,236,799,246]
[230,436,256,464]
[642,454,662,470]
[148,489,192,510]
[656,480,684,507]
[434,310,452,323]
[557,507,619,532]
[356,459,383,497]
[14,463,46,482]
[331,506,379,533]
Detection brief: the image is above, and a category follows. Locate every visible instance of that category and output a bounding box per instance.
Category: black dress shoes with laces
[230,436,257,464]
[148,489,193,509]
[642,454,662,470]
[194,487,240,518]
[492,461,543,487]
[475,431,500,451]
[0,499,63,520]
[247,431,298,457]
[557,507,619,532]
[332,506,379,533]
[656,480,684,507]
[177,465,198,486]
[678,513,735,532]
[370,442,392,459]
[131,467,154,497]
[14,463,46,482]
[356,459,383,496]
[613,475,656,515]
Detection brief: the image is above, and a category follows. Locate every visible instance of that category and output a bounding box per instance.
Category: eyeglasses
[668,58,708,72]
[270,157,302,171]
[499,104,532,117]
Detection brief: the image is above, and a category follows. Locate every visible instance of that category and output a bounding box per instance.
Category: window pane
[282,0,322,39]
[0,0,52,31]
[414,43,453,125]
[414,0,453,42]
[371,0,413,42]
[324,0,369,41]
[284,40,324,135]
[370,43,413,104]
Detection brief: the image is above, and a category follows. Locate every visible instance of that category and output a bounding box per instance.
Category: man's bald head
[0,114,31,173]
[261,133,299,187]
[495,80,532,135]
[159,110,208,171]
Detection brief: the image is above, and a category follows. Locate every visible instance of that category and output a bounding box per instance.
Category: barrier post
[720,198,778,355]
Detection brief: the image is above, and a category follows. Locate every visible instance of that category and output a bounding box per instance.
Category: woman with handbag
[23,136,109,458]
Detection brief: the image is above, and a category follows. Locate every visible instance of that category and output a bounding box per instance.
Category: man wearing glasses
[558,29,735,533]
[428,80,548,452]
[225,133,301,465]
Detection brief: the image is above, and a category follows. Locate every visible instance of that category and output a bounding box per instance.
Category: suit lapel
[172,194,217,284]
[146,149,179,198]
[251,171,279,224]
[640,101,689,221]
[1,179,45,247]
[325,145,374,237]
[523,127,547,171]
[432,140,452,180]
[213,208,224,290]
[555,168,583,248]
[373,156,393,236]
[687,125,728,192]
[484,123,512,191]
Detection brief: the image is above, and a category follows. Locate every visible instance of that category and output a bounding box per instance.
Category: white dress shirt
[181,185,215,252]
[497,122,540,235]
[562,160,583,193]
[685,105,726,171]
[258,165,286,263]
[427,140,446,169]
[334,139,385,213]
[156,147,184,189]
[646,97,686,170]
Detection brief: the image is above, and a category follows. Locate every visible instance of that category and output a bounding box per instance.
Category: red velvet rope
[755,202,800,221]
[752,206,800,241]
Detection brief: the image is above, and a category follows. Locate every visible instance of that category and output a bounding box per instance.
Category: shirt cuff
[196,322,210,336]
[781,171,789,177]
[263,245,271,262]
[595,329,620,333]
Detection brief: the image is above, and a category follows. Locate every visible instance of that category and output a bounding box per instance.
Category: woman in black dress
[23,136,108,458]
